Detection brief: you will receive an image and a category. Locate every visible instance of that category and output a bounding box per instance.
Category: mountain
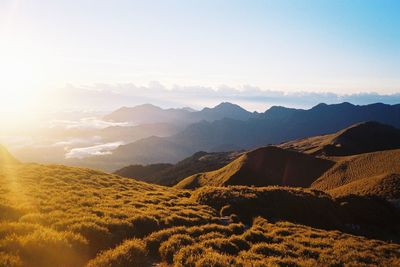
[104,102,256,125]
[104,104,193,124]
[175,146,334,189]
[114,150,242,186]
[279,121,400,156]
[168,102,400,152]
[81,102,400,171]
[99,122,182,143]
[311,149,400,195]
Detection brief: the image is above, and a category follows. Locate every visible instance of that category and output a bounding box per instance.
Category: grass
[175,146,334,189]
[311,149,400,191]
[157,217,400,267]
[0,160,399,266]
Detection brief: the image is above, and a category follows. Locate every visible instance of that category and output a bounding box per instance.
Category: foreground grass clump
[0,163,217,266]
[86,239,147,267]
[192,186,400,241]
[160,217,400,267]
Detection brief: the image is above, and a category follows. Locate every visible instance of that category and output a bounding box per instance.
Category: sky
[0,0,399,116]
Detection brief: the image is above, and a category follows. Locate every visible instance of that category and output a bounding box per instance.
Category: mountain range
[172,121,400,202]
[104,102,257,125]
[81,102,400,171]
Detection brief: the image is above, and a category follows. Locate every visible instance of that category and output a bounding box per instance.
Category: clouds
[51,83,400,112]
[65,142,124,159]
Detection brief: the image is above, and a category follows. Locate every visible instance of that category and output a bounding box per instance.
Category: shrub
[69,222,111,254]
[249,243,286,257]
[194,251,238,267]
[1,227,88,267]
[145,227,187,256]
[86,239,147,267]
[173,244,206,267]
[159,234,194,263]
[130,215,159,237]
[202,238,240,255]
[0,252,22,267]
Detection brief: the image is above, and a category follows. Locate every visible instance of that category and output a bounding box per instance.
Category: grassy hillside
[0,162,217,266]
[311,149,400,192]
[143,216,400,267]
[115,151,241,186]
[176,146,334,189]
[279,121,400,156]
[192,186,400,241]
[1,153,399,266]
[328,173,400,199]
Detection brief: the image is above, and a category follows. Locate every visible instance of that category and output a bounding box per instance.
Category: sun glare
[0,41,48,125]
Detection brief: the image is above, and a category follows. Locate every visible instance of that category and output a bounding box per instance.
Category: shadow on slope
[176,146,334,189]
[280,121,400,156]
[114,151,242,186]
[193,186,400,243]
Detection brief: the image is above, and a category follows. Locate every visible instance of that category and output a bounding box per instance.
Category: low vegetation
[175,146,334,189]
[0,152,399,266]
[311,149,400,192]
[115,151,241,186]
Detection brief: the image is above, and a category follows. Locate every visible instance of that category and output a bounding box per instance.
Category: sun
[0,41,48,124]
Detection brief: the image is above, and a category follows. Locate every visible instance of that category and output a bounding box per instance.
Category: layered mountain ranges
[78,102,400,171]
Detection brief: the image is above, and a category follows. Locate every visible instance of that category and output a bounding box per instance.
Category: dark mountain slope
[175,146,334,189]
[279,121,400,156]
[83,102,400,170]
[167,102,400,154]
[115,151,242,186]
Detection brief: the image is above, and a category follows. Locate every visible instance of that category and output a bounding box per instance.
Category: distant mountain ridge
[104,102,258,125]
[80,102,400,171]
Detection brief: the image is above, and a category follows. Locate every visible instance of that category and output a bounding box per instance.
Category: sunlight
[0,40,49,125]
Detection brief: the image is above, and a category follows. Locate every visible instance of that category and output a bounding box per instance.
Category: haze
[1,0,400,120]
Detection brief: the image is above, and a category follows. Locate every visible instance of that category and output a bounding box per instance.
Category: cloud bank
[46,82,400,112]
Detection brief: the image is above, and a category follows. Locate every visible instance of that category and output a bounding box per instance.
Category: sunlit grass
[0,160,399,266]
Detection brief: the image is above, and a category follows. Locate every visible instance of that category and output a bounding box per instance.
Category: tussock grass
[0,163,217,266]
[0,161,399,266]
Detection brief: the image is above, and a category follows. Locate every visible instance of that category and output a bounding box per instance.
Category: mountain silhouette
[279,121,400,156]
[104,102,257,125]
[84,102,400,170]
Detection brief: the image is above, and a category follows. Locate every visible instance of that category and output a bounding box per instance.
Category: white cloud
[65,142,124,159]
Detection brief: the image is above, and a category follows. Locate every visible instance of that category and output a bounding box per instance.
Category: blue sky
[0,0,399,115]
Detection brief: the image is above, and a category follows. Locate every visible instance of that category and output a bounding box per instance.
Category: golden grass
[176,146,334,189]
[0,163,216,266]
[158,217,400,266]
[0,160,399,266]
[312,149,400,191]
[329,173,400,199]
